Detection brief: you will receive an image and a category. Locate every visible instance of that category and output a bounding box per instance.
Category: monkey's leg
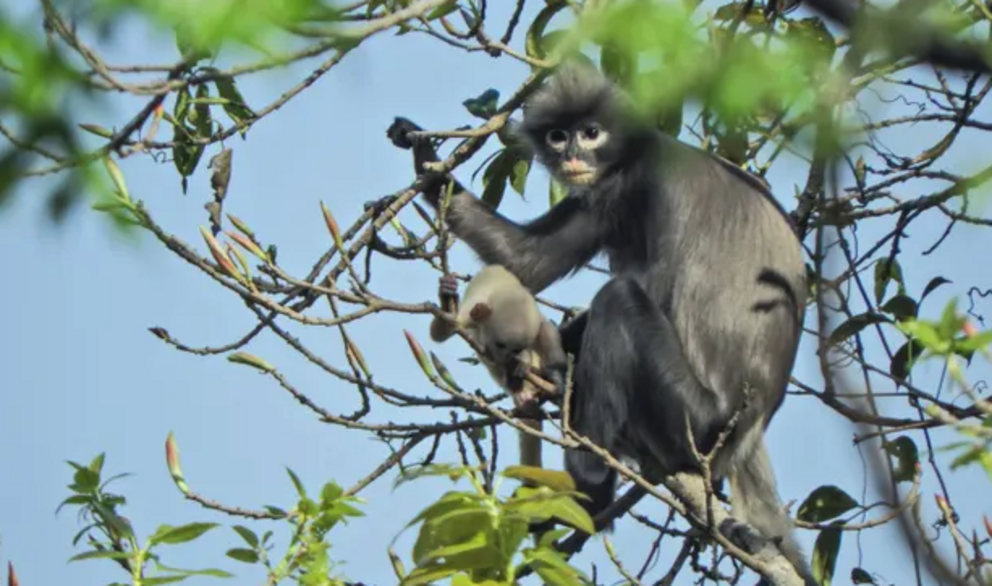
[558,310,588,358]
[564,276,729,519]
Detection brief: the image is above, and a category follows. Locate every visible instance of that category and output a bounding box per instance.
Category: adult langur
[386,63,810,583]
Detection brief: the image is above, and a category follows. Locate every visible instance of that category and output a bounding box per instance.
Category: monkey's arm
[388,118,604,293]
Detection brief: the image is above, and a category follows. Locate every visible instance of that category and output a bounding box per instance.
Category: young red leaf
[165,432,190,494]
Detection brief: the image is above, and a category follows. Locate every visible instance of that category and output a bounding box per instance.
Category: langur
[388,62,812,584]
[429,265,567,471]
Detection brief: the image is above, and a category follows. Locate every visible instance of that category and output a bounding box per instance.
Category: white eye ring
[546,129,569,151]
[576,125,608,149]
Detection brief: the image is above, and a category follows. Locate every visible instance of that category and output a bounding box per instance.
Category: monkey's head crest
[520,61,627,135]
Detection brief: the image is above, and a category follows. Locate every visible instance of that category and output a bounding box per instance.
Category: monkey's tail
[518,418,544,469]
[728,437,817,586]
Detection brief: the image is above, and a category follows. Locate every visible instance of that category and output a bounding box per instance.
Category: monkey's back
[459,265,543,345]
[647,138,807,423]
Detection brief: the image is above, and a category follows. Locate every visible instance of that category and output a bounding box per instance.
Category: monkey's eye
[581,126,600,140]
[546,129,568,148]
[494,341,508,350]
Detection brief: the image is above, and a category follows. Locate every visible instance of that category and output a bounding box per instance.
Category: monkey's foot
[363,194,397,217]
[511,388,544,418]
[718,518,771,556]
[386,117,422,149]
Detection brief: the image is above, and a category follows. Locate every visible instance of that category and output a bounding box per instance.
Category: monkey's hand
[386,117,458,209]
[438,273,460,313]
[386,117,422,150]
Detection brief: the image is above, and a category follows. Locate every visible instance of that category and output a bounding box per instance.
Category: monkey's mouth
[561,170,596,185]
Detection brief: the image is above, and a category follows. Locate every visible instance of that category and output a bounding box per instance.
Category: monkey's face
[478,312,538,368]
[531,118,624,187]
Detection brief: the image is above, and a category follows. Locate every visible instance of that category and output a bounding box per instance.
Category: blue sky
[1,2,991,585]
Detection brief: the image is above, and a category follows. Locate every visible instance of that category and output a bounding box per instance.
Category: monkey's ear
[469,302,493,323]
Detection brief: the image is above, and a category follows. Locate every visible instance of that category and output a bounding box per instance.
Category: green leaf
[785,17,837,63]
[193,83,213,138]
[948,444,992,476]
[600,41,635,88]
[462,89,500,119]
[937,298,965,340]
[412,507,492,567]
[796,485,859,523]
[503,466,576,492]
[549,178,568,206]
[263,505,287,517]
[149,522,220,546]
[874,259,904,304]
[851,568,876,584]
[78,123,115,139]
[497,516,530,561]
[388,547,408,580]
[899,320,946,353]
[525,546,587,586]
[853,156,866,186]
[426,1,458,20]
[956,329,992,352]
[226,548,259,564]
[921,276,951,302]
[210,69,256,133]
[401,562,461,586]
[828,313,890,346]
[538,527,571,548]
[883,436,919,482]
[880,294,918,321]
[545,496,595,535]
[69,549,133,562]
[417,530,501,569]
[72,466,101,492]
[481,150,512,209]
[407,491,486,529]
[395,464,474,488]
[510,159,530,196]
[890,339,926,380]
[143,577,188,586]
[286,467,307,498]
[227,352,275,372]
[92,201,131,213]
[153,563,233,579]
[811,525,842,586]
[103,157,130,202]
[712,2,740,20]
[171,87,205,186]
[232,525,258,548]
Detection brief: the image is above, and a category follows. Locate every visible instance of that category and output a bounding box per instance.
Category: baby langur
[429,265,568,469]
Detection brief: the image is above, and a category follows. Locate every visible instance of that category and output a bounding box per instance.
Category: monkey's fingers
[438,273,460,300]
